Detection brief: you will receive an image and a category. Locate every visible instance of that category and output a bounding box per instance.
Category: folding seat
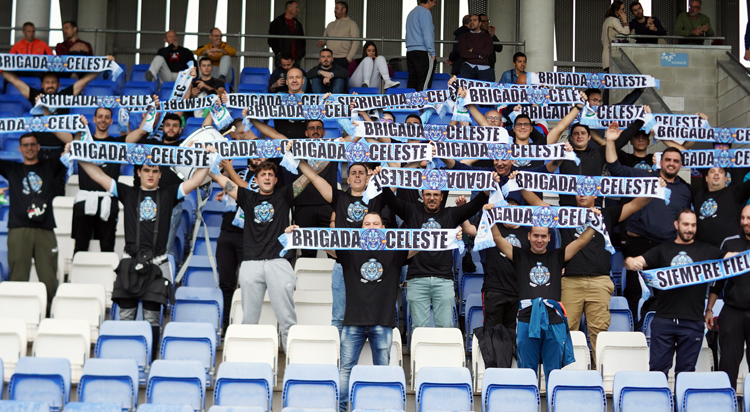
[392,71,408,85]
[129,65,152,83]
[239,68,270,86]
[464,293,483,351]
[459,273,483,316]
[281,363,339,411]
[136,405,192,412]
[229,289,277,327]
[200,202,225,228]
[738,350,748,397]
[294,258,335,291]
[70,252,120,305]
[386,88,415,95]
[160,322,216,386]
[356,328,402,367]
[64,403,121,412]
[32,319,90,384]
[563,331,591,371]
[410,327,465,390]
[237,84,267,94]
[122,81,156,98]
[415,367,473,412]
[668,337,714,390]
[0,401,50,412]
[182,256,218,289]
[8,357,71,412]
[0,95,30,116]
[642,311,655,345]
[431,73,450,91]
[609,297,633,332]
[676,371,736,412]
[171,287,223,341]
[285,325,340,367]
[146,360,206,412]
[482,368,540,412]
[546,370,606,412]
[348,87,379,95]
[83,80,115,96]
[77,359,140,411]
[213,362,273,410]
[595,332,649,394]
[52,197,76,281]
[612,371,672,412]
[349,365,406,412]
[222,324,278,385]
[7,77,41,96]
[159,82,175,102]
[293,290,333,326]
[471,334,485,393]
[192,227,221,257]
[0,318,27,381]
[0,282,47,341]
[50,283,106,341]
[745,375,750,412]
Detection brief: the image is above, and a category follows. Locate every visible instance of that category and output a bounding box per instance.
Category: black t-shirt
[235,185,294,260]
[0,159,66,230]
[559,144,608,207]
[510,131,547,171]
[133,137,183,188]
[692,182,750,247]
[274,119,307,139]
[642,240,724,321]
[338,249,408,327]
[712,236,750,310]
[483,225,529,296]
[157,45,195,72]
[513,246,566,323]
[382,188,488,280]
[193,77,224,96]
[618,151,654,171]
[28,85,75,147]
[283,161,338,207]
[220,169,258,233]
[116,183,182,256]
[394,188,449,222]
[561,206,622,276]
[331,189,393,229]
[79,135,126,191]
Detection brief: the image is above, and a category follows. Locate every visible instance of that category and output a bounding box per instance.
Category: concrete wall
[609,44,732,126]
[717,67,750,128]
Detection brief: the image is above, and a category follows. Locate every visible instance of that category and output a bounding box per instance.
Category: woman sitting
[348,41,400,91]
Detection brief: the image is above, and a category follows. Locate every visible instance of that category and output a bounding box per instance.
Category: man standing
[625,209,731,376]
[268,68,308,139]
[146,30,195,83]
[0,134,67,305]
[499,53,526,84]
[194,28,236,83]
[269,1,306,67]
[10,22,52,55]
[675,0,714,45]
[305,49,348,94]
[405,0,437,92]
[617,130,653,171]
[479,14,502,75]
[458,15,494,82]
[446,15,471,76]
[55,21,93,56]
[268,53,305,93]
[318,1,360,69]
[629,2,667,44]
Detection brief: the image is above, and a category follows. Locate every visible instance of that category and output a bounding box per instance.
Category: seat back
[9,357,72,412]
[410,328,465,390]
[286,325,340,367]
[0,318,28,380]
[161,322,216,376]
[222,324,278,380]
[416,367,473,412]
[356,328,402,367]
[349,365,406,411]
[78,358,140,411]
[293,290,334,326]
[563,331,591,371]
[482,368,539,412]
[172,287,223,331]
[214,362,273,410]
[146,360,206,412]
[282,363,339,410]
[613,371,672,412]
[294,258,335,291]
[136,405,192,412]
[70,252,119,297]
[0,282,47,340]
[0,401,50,412]
[547,370,606,412]
[596,332,649,394]
[63,403,121,412]
[676,371,736,412]
[33,319,91,383]
[96,320,153,385]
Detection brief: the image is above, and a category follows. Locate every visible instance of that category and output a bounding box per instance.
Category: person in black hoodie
[445,15,471,76]
[269,1,306,67]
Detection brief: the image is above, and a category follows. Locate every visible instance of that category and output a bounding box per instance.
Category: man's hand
[215,191,224,202]
[64,142,71,154]
[274,77,286,88]
[691,28,703,36]
[564,142,574,152]
[445,60,453,66]
[285,225,300,233]
[705,309,715,329]
[317,40,325,48]
[696,112,708,121]
[483,203,495,210]
[106,55,115,61]
[606,121,622,141]
[456,226,463,241]
[457,87,467,98]
[190,67,197,78]
[80,114,89,127]
[448,75,457,86]
[489,26,496,36]
[624,257,645,271]
[659,177,667,187]
[220,159,233,170]
[454,195,467,206]
[745,50,750,61]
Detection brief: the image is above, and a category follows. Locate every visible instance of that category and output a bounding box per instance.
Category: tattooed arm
[293,160,330,198]
[210,170,239,200]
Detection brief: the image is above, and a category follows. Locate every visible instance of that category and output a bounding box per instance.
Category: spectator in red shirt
[10,22,52,55]
[55,21,93,56]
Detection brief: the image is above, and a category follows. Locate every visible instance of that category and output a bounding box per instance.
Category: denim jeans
[310,77,346,94]
[331,262,346,335]
[406,277,455,328]
[166,203,183,257]
[339,325,392,412]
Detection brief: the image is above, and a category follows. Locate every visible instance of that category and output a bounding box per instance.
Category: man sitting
[305,49,348,94]
[145,30,195,83]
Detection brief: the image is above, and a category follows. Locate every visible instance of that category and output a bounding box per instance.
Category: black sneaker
[145,71,155,82]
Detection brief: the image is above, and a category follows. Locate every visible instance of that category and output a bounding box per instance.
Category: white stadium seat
[229,289,277,327]
[293,290,333,326]
[52,197,75,281]
[70,252,120,305]
[32,319,91,384]
[596,331,650,394]
[0,281,47,341]
[410,327,465,390]
[51,283,106,342]
[222,324,279,386]
[294,258,335,291]
[356,328,402,367]
[285,325,340,367]
[0,318,28,381]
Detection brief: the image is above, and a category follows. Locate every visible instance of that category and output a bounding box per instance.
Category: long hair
[361,41,378,60]
[605,1,624,18]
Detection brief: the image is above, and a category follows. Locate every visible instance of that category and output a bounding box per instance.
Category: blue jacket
[405,5,435,56]
[499,68,522,84]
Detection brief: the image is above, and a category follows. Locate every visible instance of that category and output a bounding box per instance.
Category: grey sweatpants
[239,259,297,351]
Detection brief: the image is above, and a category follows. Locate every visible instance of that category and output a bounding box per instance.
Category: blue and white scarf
[363,167,501,203]
[527,71,660,89]
[0,54,123,80]
[434,142,579,164]
[640,249,750,290]
[653,125,748,144]
[0,114,87,133]
[654,149,750,169]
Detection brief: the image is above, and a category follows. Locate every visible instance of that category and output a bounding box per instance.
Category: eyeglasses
[689,4,701,9]
[378,118,394,123]
[423,193,442,198]
[481,19,489,23]
[307,126,324,131]
[20,143,38,148]
[589,97,603,103]
[486,116,502,122]
[515,122,531,127]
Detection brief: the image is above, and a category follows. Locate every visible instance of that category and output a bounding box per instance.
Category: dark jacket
[475,324,516,368]
[449,25,471,75]
[488,34,503,68]
[458,30,494,66]
[305,63,349,80]
[269,14,306,61]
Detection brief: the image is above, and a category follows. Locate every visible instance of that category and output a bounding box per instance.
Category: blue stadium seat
[214,362,273,410]
[0,220,7,281]
[183,255,218,288]
[611,249,624,294]
[207,407,262,412]
[239,68,270,86]
[465,293,483,351]
[386,88,416,95]
[547,370,606,412]
[77,358,139,412]
[2,134,23,152]
[136,405,192,412]
[613,371,672,412]
[173,225,186,264]
[123,81,157,97]
[200,202,225,229]
[84,80,115,96]
[172,287,223,338]
[482,368,539,412]
[95,320,153,386]
[642,311,655,345]
[183,117,204,139]
[427,113,452,125]
[160,82,176,101]
[8,357,72,412]
[392,71,408,85]
[675,372,736,412]
[63,403,121,412]
[193,226,221,256]
[431,73,450,91]
[146,360,206,412]
[237,83,267,94]
[460,269,484,315]
[0,76,5,93]
[349,87,379,95]
[160,322,217,386]
[58,78,77,91]
[130,65,153,83]
[282,364,340,410]
[7,77,42,97]
[609,296,633,332]
[0,151,24,162]
[349,365,406,412]
[96,63,126,94]
[415,367,473,412]
[72,107,98,117]
[0,402,49,412]
[0,95,31,116]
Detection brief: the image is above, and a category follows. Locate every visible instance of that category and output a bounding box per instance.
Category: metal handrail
[615,34,724,40]
[614,48,672,114]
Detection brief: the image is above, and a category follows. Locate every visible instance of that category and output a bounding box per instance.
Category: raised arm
[620,195,653,222]
[77,160,115,191]
[547,100,584,143]
[1,71,30,98]
[211,171,239,200]
[564,225,595,261]
[250,118,287,140]
[490,222,514,260]
[72,72,101,95]
[292,160,330,198]
[222,160,249,189]
[297,159,333,203]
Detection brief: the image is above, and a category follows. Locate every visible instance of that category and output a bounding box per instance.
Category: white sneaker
[384,79,400,89]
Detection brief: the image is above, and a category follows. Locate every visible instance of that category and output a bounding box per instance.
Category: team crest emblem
[700,198,718,218]
[139,197,157,221]
[118,108,130,127]
[347,201,368,222]
[507,234,521,247]
[527,88,549,105]
[345,142,369,162]
[714,149,733,168]
[422,169,448,190]
[514,159,531,168]
[99,96,117,108]
[258,139,281,158]
[282,94,302,105]
[634,162,652,171]
[422,218,442,229]
[489,143,512,160]
[47,55,65,72]
[530,262,550,286]
[303,105,324,120]
[127,144,150,165]
[360,258,384,282]
[253,201,274,223]
[532,206,558,228]
[406,92,428,107]
[360,229,386,251]
[22,172,43,195]
[424,124,446,142]
[586,73,604,90]
[25,117,46,133]
[576,176,601,197]
[715,128,734,144]
[671,251,693,266]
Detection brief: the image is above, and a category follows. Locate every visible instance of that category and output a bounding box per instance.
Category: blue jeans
[339,325,392,412]
[166,203,182,257]
[331,262,345,335]
[310,77,346,94]
[459,63,495,82]
[406,277,455,328]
